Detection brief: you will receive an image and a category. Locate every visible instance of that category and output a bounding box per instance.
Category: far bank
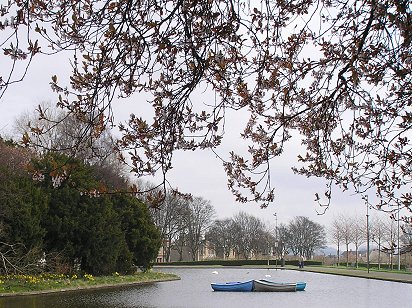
[154,262,412,284]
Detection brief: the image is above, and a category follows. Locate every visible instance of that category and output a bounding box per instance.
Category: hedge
[337,262,407,270]
[154,259,323,267]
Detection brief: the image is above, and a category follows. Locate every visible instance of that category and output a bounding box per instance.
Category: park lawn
[0,271,179,295]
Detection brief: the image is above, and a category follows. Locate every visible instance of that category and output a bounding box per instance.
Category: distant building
[156,240,218,262]
[156,239,169,263]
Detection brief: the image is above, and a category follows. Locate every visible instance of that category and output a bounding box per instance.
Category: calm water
[1,267,411,308]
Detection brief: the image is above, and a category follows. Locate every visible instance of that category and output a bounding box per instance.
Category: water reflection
[0,267,411,308]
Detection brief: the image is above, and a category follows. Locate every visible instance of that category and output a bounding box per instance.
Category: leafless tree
[370,216,386,269]
[329,217,344,266]
[383,218,398,269]
[262,225,277,260]
[352,217,366,267]
[275,223,289,260]
[340,215,355,267]
[0,242,40,275]
[148,191,190,262]
[184,197,215,261]
[205,218,234,260]
[13,103,130,190]
[401,224,412,255]
[14,102,115,162]
[286,216,326,260]
[172,227,189,262]
[231,212,266,260]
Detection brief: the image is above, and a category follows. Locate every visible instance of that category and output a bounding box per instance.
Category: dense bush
[0,144,161,276]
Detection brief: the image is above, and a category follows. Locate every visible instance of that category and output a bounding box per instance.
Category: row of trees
[137,182,328,262]
[0,138,161,275]
[330,214,412,267]
[206,213,326,261]
[133,173,330,262]
[138,185,216,262]
[145,188,411,266]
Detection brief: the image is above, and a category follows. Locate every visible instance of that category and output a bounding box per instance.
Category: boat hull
[296,282,306,291]
[211,280,254,292]
[258,279,306,291]
[253,280,297,292]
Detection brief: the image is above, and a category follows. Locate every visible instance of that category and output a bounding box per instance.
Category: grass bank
[0,271,179,296]
[295,265,412,284]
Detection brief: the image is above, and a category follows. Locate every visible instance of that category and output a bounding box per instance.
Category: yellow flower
[83,273,94,281]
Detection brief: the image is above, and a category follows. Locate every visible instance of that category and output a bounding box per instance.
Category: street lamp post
[397,201,401,271]
[364,195,370,274]
[273,213,278,268]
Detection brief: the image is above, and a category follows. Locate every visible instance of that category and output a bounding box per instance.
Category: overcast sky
[1,47,385,236]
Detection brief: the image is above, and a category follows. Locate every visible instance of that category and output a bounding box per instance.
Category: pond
[1,267,411,308]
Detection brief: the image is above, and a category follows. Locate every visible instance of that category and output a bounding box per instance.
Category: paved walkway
[296,266,412,284]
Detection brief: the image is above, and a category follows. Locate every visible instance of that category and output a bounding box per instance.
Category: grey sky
[0,48,375,233]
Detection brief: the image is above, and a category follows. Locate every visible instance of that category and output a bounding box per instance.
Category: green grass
[316,265,412,274]
[0,271,179,295]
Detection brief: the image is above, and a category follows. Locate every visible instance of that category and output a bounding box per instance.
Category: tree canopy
[286,216,326,259]
[1,1,411,218]
[0,140,161,275]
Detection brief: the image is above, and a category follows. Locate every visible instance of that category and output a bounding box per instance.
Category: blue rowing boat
[296,282,306,291]
[211,280,254,292]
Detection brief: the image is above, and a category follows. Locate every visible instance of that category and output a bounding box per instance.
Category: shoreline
[2,265,411,297]
[155,264,412,284]
[296,266,412,284]
[0,274,180,298]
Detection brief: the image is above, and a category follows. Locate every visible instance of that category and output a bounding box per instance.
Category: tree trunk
[355,245,359,268]
[337,243,340,266]
[346,243,349,267]
[165,238,172,262]
[378,240,381,270]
